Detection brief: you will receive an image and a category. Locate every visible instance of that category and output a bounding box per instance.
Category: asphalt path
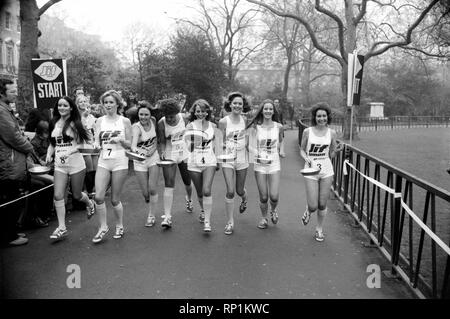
[0,130,416,299]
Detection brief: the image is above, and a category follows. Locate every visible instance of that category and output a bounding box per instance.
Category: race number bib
[102,143,119,159]
[55,147,70,165]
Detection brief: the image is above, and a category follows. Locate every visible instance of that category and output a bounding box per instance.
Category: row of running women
[47,90,342,244]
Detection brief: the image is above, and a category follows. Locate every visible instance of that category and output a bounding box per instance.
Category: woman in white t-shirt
[247,99,284,230]
[46,96,95,242]
[299,102,343,242]
[91,90,132,243]
[76,95,97,196]
[185,99,220,232]
[217,92,251,235]
[131,104,160,227]
[157,98,194,229]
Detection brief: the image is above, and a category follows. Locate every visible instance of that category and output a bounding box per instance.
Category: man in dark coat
[0,79,34,246]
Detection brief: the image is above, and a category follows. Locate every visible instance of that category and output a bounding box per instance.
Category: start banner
[347,52,364,107]
[31,58,68,110]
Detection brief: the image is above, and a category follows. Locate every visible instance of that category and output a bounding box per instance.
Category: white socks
[203,196,212,224]
[96,202,107,230]
[113,202,123,227]
[164,187,174,218]
[225,197,234,225]
[54,199,66,230]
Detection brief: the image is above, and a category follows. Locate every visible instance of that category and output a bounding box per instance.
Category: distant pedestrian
[299,102,343,242]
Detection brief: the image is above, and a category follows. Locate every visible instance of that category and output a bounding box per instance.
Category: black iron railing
[298,120,450,299]
[298,116,450,133]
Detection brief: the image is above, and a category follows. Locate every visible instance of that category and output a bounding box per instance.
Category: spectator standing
[0,79,34,246]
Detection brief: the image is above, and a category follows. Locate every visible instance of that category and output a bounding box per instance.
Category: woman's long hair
[188,99,212,122]
[246,99,280,129]
[49,96,89,145]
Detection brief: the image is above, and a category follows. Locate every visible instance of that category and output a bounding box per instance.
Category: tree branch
[366,0,440,60]
[246,0,344,65]
[38,0,62,16]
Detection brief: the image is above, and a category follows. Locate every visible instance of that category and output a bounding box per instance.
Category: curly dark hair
[188,99,212,122]
[223,91,251,113]
[311,102,332,126]
[159,98,180,116]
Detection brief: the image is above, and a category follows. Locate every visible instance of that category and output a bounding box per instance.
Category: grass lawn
[346,128,450,192]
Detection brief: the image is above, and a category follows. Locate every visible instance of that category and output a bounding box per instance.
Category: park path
[0,130,416,299]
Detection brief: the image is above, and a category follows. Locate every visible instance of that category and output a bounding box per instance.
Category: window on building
[17,16,20,32]
[5,12,11,30]
[6,45,14,67]
[0,40,3,67]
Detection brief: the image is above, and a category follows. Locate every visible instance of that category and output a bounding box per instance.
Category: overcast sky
[37,0,193,43]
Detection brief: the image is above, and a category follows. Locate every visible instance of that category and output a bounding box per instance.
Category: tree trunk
[17,0,40,119]
[342,0,358,141]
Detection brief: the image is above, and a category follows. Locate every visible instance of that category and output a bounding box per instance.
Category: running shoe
[301,207,311,226]
[224,223,234,235]
[239,199,248,214]
[198,210,205,223]
[113,226,124,239]
[186,198,193,213]
[315,230,325,242]
[145,215,156,227]
[270,210,279,224]
[161,216,172,228]
[92,227,109,243]
[86,199,96,219]
[257,218,268,229]
[50,227,68,241]
[203,221,211,232]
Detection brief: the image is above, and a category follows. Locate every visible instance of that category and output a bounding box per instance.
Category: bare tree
[177,0,266,83]
[17,0,62,118]
[246,0,447,139]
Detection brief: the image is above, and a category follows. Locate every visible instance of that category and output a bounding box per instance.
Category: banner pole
[349,104,354,146]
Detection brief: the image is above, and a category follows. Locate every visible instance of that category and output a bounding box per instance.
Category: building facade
[0,0,20,81]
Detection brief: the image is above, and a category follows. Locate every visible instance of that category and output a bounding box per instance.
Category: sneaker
[9,236,28,246]
[301,207,311,226]
[203,221,211,232]
[92,227,109,243]
[198,211,205,223]
[270,210,279,224]
[224,223,233,235]
[239,199,248,214]
[186,198,193,213]
[161,216,172,228]
[145,215,156,227]
[257,218,268,229]
[315,230,325,242]
[113,226,124,239]
[86,199,96,219]
[50,227,68,241]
